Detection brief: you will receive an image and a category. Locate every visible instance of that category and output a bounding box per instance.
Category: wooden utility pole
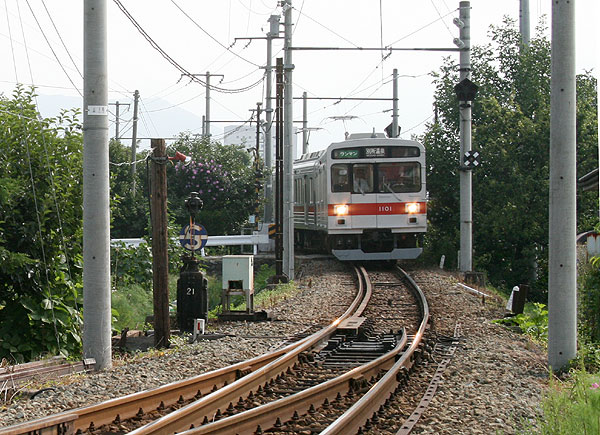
[150,138,170,348]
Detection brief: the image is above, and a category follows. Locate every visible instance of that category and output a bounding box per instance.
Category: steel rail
[175,265,426,435]
[128,266,370,435]
[320,266,430,435]
[178,333,409,434]
[0,350,291,435]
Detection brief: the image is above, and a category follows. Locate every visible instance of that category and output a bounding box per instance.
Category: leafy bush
[494,302,548,343]
[579,255,600,343]
[112,283,154,332]
[0,87,83,362]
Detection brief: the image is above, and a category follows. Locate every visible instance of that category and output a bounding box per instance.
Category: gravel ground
[0,259,547,434]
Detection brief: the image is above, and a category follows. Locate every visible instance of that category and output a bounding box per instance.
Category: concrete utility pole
[183,72,224,138]
[131,90,139,196]
[519,0,531,48]
[283,0,294,279]
[150,139,170,349]
[392,68,399,138]
[548,0,577,371]
[264,14,279,224]
[458,1,473,273]
[109,101,129,140]
[83,0,111,370]
[302,91,308,154]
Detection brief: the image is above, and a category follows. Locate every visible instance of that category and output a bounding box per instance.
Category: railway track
[1,264,430,435]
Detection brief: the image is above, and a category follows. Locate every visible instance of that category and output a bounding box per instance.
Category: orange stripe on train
[327,202,427,216]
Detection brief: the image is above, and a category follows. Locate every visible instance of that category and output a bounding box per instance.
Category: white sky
[0,0,597,153]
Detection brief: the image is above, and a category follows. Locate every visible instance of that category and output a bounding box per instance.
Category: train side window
[353,164,374,193]
[378,162,421,193]
[331,164,351,192]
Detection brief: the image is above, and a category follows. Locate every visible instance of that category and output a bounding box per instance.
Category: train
[293,133,427,261]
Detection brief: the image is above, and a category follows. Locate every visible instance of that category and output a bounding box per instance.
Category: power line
[39,0,83,78]
[24,0,82,96]
[169,0,262,68]
[112,0,264,94]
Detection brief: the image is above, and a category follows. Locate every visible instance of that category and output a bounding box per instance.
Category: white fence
[111,232,270,255]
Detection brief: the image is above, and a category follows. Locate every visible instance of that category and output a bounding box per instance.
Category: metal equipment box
[222,255,254,313]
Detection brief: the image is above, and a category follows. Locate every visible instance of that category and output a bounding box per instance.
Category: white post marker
[193,318,205,341]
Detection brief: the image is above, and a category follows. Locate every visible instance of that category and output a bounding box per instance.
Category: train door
[351,163,376,229]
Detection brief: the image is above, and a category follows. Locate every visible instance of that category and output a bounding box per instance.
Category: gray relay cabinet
[221,255,254,314]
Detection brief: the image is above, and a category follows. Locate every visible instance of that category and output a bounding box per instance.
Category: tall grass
[537,370,600,434]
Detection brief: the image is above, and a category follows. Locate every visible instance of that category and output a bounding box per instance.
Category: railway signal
[463,150,481,168]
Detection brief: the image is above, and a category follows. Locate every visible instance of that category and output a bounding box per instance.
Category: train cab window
[378,162,421,193]
[353,164,374,193]
[331,164,351,192]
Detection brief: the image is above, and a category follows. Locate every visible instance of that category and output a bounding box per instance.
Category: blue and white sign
[179,224,208,251]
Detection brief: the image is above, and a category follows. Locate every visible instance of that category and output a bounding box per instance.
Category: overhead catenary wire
[24,0,82,96]
[169,0,262,68]
[112,0,264,94]
[39,0,83,78]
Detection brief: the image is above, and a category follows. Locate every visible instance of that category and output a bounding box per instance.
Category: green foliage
[494,302,548,343]
[111,242,153,289]
[537,370,600,434]
[421,18,598,296]
[254,281,298,310]
[255,264,275,292]
[167,134,258,236]
[109,139,149,238]
[0,86,83,361]
[111,283,153,332]
[579,255,600,344]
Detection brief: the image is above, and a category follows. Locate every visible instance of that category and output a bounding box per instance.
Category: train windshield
[378,162,421,193]
[331,162,421,193]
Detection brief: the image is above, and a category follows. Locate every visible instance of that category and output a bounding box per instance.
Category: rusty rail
[127,266,370,435]
[169,266,428,435]
[320,265,430,435]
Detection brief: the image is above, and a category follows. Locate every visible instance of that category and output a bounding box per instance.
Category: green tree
[167,134,259,236]
[422,18,598,296]
[109,138,148,238]
[0,86,83,361]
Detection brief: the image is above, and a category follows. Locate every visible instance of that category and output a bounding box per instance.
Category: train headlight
[334,204,349,216]
[405,202,420,214]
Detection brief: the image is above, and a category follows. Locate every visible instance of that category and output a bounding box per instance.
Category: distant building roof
[579,168,599,192]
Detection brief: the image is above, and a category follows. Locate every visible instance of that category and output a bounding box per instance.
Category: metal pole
[131,90,139,196]
[302,91,308,154]
[519,0,531,48]
[150,139,170,349]
[115,101,120,140]
[548,0,577,371]
[275,58,284,278]
[264,15,277,224]
[83,0,111,370]
[458,1,472,273]
[283,0,294,279]
[205,71,211,138]
[392,68,399,137]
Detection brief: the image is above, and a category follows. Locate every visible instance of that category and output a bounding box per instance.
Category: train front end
[325,135,427,261]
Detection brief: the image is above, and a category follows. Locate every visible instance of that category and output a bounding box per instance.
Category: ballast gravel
[0,259,547,434]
